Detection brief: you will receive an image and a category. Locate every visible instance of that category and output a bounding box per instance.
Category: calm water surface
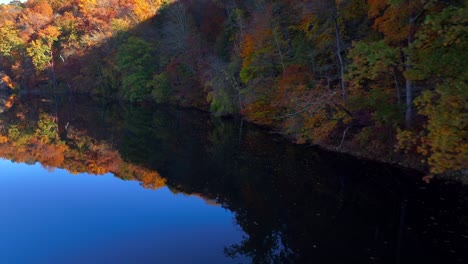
[0,95,466,264]
[0,161,245,264]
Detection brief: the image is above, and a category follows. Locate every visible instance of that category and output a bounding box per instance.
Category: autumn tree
[0,21,25,79]
[368,0,437,128]
[398,3,467,176]
[27,25,61,87]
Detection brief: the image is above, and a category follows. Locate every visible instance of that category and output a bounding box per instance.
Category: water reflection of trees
[0,95,166,190]
[112,102,466,264]
[0,95,465,264]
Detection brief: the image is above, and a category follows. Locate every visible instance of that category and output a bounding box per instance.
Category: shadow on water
[0,94,467,264]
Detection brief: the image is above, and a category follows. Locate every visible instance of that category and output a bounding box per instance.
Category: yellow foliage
[303,109,338,143]
[133,0,153,22]
[39,25,61,40]
[414,87,468,175]
[78,0,97,15]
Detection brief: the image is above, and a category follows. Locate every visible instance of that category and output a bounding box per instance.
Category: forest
[0,0,466,178]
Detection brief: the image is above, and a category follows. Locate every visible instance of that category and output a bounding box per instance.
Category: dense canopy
[0,0,466,177]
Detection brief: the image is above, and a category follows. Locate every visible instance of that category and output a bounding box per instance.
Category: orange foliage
[20,0,54,34]
[34,142,68,168]
[38,25,60,40]
[30,0,54,18]
[0,135,8,144]
[0,111,167,190]
[242,99,277,126]
[241,29,272,69]
[372,6,409,43]
[368,0,423,44]
[1,75,15,89]
[5,95,16,109]
[368,0,387,18]
[139,168,166,190]
[240,33,255,60]
[276,65,313,101]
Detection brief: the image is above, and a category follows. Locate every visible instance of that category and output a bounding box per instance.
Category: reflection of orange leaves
[88,162,108,174]
[0,118,167,190]
[92,143,121,171]
[141,170,166,190]
[34,142,68,168]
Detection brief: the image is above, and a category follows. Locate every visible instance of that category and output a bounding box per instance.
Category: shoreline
[12,90,467,184]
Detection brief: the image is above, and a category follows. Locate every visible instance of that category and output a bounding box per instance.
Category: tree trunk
[272,26,286,77]
[405,73,412,128]
[49,50,57,89]
[392,68,401,104]
[334,17,346,101]
[405,13,416,129]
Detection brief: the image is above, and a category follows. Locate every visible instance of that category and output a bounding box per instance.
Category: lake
[0,95,466,264]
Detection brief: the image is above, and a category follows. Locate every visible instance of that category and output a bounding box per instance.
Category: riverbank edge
[15,90,467,183]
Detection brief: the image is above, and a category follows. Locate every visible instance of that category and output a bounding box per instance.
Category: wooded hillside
[0,0,466,177]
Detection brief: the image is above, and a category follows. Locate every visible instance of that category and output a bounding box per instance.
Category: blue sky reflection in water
[0,159,247,264]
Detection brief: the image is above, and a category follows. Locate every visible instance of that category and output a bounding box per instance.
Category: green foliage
[209,86,237,116]
[407,5,468,81]
[347,40,403,127]
[26,26,61,74]
[239,65,255,84]
[347,40,398,86]
[368,89,404,126]
[290,33,316,66]
[8,125,33,146]
[150,72,171,103]
[55,13,80,47]
[214,24,234,61]
[115,36,155,102]
[120,72,153,102]
[27,39,53,72]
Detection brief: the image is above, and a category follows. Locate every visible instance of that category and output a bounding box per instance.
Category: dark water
[0,95,466,264]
